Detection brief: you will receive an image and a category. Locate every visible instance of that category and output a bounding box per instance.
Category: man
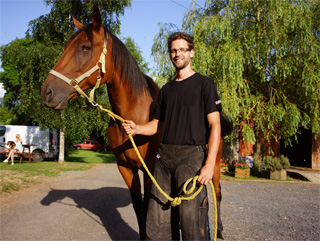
[123,32,222,240]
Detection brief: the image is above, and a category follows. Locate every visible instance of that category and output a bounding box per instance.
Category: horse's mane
[68,24,150,95]
[105,28,149,95]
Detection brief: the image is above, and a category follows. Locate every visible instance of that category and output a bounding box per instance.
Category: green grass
[0,149,116,193]
[65,149,116,163]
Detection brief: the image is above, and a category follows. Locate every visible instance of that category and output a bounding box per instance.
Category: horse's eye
[81,45,91,52]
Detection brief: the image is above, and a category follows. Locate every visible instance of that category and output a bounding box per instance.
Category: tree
[123,37,150,73]
[0,0,131,161]
[152,22,180,83]
[152,0,320,156]
[0,106,16,125]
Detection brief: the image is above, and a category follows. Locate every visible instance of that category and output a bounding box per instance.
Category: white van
[0,125,58,162]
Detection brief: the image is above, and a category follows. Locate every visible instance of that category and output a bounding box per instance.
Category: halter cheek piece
[49,34,108,106]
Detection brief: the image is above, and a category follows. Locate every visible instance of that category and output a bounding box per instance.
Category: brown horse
[41,6,226,239]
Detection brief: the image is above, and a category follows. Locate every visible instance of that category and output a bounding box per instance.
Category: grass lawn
[0,149,116,193]
[66,149,116,163]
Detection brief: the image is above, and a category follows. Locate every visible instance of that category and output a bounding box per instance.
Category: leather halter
[49,33,108,105]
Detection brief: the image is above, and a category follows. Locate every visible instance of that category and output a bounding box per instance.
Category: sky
[0,0,206,98]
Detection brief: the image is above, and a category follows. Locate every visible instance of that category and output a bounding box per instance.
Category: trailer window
[0,126,5,137]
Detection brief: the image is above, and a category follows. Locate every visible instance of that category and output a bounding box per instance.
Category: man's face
[169,39,194,70]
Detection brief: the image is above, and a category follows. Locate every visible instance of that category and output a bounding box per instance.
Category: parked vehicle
[0,125,58,162]
[73,140,101,151]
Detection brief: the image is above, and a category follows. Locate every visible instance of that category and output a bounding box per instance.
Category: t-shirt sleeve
[204,80,222,114]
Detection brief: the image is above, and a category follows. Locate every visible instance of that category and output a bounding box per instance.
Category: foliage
[152,22,180,83]
[263,155,290,172]
[279,155,290,170]
[0,106,17,124]
[151,0,320,151]
[0,0,132,144]
[29,0,131,44]
[122,37,150,74]
[0,38,63,126]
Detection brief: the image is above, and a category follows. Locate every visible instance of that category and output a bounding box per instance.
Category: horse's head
[41,6,110,110]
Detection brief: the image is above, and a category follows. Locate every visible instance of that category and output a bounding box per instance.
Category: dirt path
[0,163,139,240]
[1,163,319,240]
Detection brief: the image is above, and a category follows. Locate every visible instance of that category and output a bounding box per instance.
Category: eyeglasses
[169,48,191,54]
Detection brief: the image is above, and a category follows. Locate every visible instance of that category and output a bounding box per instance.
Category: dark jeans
[146,143,209,240]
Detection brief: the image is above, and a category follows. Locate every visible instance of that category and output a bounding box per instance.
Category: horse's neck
[107,80,150,121]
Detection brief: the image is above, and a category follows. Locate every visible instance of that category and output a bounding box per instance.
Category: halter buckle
[70,79,78,87]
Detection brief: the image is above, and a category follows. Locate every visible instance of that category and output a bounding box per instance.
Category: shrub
[263,155,290,172]
[280,155,290,169]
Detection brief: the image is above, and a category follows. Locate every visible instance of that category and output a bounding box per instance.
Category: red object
[73,140,101,151]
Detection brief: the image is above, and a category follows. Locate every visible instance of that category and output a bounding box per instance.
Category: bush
[280,155,290,169]
[263,155,290,172]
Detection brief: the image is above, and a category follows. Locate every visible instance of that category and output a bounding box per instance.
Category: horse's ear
[91,5,102,30]
[73,17,84,30]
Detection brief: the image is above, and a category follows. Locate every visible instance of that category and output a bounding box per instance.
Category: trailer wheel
[32,150,45,162]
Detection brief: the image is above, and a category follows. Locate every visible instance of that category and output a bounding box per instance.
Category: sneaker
[11,163,14,165]
[3,160,8,163]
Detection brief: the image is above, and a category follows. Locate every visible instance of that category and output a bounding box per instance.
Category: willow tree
[153,0,320,156]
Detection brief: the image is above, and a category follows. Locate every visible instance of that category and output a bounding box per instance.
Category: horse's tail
[220,112,233,138]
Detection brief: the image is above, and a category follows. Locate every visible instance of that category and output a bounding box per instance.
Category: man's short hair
[168,32,194,52]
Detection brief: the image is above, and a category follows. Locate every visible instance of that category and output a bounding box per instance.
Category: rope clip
[90,101,99,107]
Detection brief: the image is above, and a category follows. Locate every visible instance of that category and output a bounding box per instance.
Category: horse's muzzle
[41,76,73,110]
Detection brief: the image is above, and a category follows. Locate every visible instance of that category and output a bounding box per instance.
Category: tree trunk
[239,118,255,158]
[255,129,262,157]
[58,126,65,164]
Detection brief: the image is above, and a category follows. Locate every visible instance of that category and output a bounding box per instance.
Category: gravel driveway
[1,163,319,240]
[218,180,319,241]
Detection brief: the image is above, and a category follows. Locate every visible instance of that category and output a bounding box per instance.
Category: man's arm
[197,111,221,185]
[122,119,161,136]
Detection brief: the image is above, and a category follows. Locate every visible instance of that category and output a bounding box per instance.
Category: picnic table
[0,143,36,163]
[19,144,36,163]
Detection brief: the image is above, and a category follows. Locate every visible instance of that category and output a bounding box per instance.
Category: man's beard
[172,57,190,70]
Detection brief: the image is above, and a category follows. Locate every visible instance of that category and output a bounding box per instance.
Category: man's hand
[197,162,214,185]
[122,120,137,135]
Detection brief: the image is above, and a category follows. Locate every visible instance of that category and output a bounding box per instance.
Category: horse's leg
[213,138,224,239]
[118,164,146,240]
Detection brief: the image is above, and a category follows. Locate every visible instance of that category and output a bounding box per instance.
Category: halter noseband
[49,33,108,105]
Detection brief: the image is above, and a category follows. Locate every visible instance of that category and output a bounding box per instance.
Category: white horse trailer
[0,125,58,162]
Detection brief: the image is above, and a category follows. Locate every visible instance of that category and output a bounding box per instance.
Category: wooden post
[312,133,320,169]
[58,127,65,164]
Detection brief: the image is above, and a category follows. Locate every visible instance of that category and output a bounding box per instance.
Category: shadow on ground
[41,187,139,240]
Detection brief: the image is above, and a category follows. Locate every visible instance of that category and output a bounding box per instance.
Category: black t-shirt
[154,73,222,145]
